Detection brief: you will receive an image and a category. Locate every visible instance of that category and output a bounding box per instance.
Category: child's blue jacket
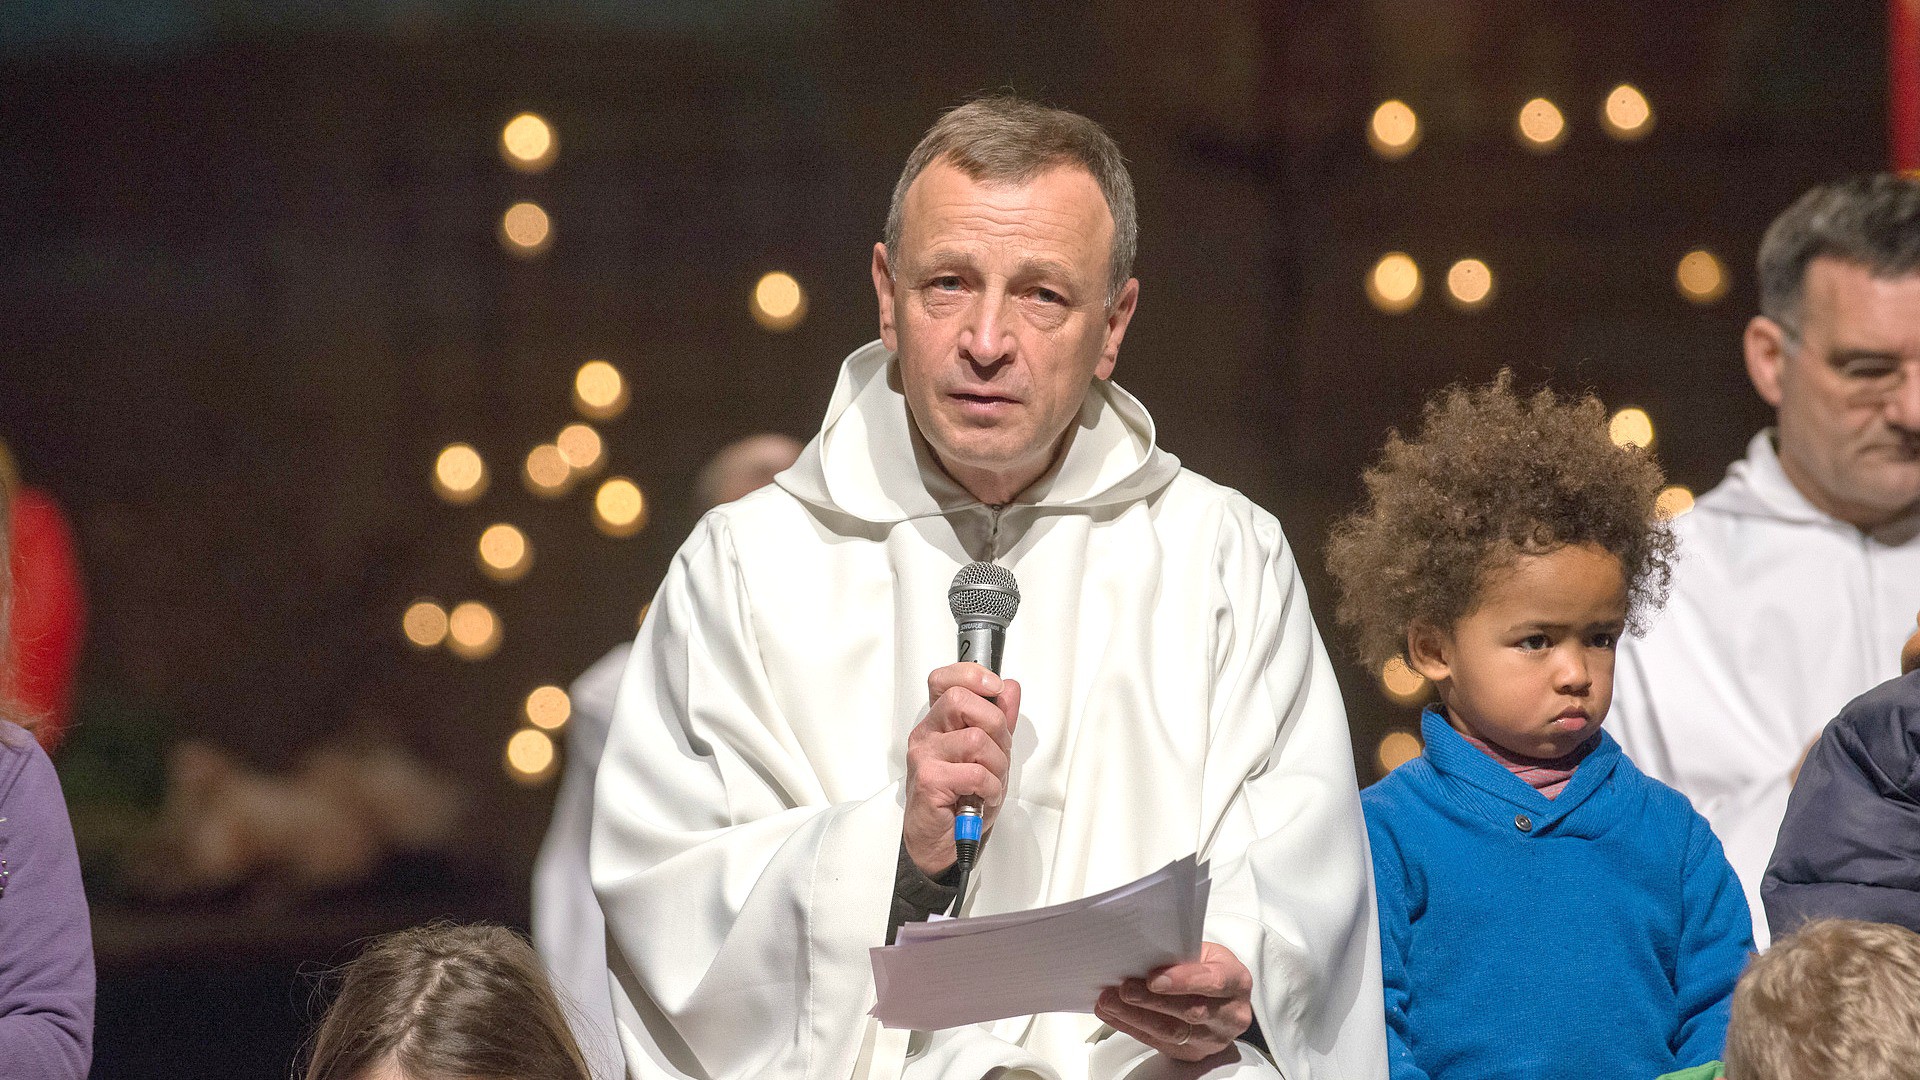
[1362,708,1752,1080]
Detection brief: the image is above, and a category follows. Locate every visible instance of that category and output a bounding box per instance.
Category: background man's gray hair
[883,95,1137,306]
[1757,172,1920,337]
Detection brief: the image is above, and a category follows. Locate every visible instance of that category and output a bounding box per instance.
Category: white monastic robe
[533,642,632,1080]
[1612,431,1920,947]
[590,342,1387,1080]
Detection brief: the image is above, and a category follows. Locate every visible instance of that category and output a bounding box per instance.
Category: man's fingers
[1094,990,1228,1062]
[927,662,1003,704]
[1147,945,1253,997]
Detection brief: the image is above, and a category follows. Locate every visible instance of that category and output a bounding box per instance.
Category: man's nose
[958,291,1013,368]
[1887,361,1920,433]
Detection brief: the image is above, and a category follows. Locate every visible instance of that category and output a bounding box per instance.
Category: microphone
[946,562,1020,914]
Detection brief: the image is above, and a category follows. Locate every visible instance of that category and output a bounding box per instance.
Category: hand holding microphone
[901,564,1021,884]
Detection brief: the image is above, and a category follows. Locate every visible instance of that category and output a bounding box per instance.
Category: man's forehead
[902,159,1112,234]
[1803,256,1920,333]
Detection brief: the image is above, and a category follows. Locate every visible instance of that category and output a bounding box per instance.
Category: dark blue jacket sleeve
[1762,673,1920,939]
[0,732,95,1080]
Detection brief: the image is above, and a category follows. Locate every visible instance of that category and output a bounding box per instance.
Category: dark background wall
[0,2,1889,1074]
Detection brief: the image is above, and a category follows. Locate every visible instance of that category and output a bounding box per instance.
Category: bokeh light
[432,443,488,505]
[524,444,572,498]
[525,685,571,731]
[1610,407,1655,450]
[1445,258,1494,310]
[1377,730,1424,774]
[1368,100,1420,160]
[1380,657,1430,705]
[1676,249,1729,305]
[477,523,532,583]
[1600,84,1653,140]
[501,113,557,171]
[505,728,557,784]
[402,600,449,649]
[447,601,502,661]
[556,423,604,473]
[1656,485,1696,519]
[1516,97,1567,151]
[1366,253,1423,314]
[595,476,647,537]
[501,202,552,255]
[574,360,630,421]
[752,272,808,332]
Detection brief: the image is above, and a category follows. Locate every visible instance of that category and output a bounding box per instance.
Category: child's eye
[1590,631,1619,649]
[1517,634,1550,651]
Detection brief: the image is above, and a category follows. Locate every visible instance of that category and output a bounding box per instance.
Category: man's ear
[1096,277,1139,381]
[1405,621,1453,686]
[1744,315,1792,409]
[872,242,898,352]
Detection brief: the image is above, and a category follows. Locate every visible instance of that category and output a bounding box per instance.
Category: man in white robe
[1611,174,1920,946]
[534,434,803,1080]
[589,97,1386,1080]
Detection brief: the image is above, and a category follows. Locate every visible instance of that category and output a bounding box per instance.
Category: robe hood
[776,340,1182,524]
[1701,430,1920,543]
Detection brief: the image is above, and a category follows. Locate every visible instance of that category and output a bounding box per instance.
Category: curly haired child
[1327,374,1753,1080]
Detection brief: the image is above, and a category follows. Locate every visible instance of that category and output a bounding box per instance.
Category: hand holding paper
[869,855,1210,1031]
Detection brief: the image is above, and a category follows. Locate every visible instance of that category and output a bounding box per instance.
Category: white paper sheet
[869,854,1210,1030]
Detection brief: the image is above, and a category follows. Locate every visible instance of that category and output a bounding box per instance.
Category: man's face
[872,157,1138,505]
[1746,257,1920,528]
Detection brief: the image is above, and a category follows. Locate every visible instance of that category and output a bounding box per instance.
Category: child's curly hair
[1326,371,1677,672]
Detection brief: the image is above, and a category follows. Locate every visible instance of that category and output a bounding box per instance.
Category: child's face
[1409,543,1628,760]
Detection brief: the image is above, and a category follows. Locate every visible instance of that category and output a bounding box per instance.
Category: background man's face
[1750,256,1920,528]
[873,158,1137,503]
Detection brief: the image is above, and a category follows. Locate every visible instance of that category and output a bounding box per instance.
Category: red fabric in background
[1896,0,1920,170]
[9,488,86,751]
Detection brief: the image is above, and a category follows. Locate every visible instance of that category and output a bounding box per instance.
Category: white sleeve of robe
[592,517,903,1080]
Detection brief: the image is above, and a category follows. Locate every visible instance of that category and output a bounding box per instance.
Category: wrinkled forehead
[898,159,1115,263]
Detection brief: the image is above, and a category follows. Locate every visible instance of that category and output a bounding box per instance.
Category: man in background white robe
[1611,174,1920,946]
[590,98,1385,1080]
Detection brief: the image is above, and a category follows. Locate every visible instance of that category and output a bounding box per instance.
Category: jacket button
[1514,814,1533,832]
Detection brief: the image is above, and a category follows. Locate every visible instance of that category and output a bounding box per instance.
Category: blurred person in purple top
[0,479,94,1080]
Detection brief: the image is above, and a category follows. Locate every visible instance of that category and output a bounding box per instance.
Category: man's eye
[931,276,964,291]
[1842,359,1900,380]
[1032,288,1063,305]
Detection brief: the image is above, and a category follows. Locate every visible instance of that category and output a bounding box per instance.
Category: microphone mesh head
[948,561,1020,625]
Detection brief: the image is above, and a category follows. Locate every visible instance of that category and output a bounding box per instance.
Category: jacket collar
[1702,430,1920,543]
[1419,706,1620,830]
[775,340,1182,524]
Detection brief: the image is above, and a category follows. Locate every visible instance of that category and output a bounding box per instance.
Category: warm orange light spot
[1377,730,1424,773]
[403,600,449,649]
[1516,98,1567,151]
[1676,249,1728,305]
[1369,100,1420,159]
[506,728,557,783]
[1446,258,1494,309]
[1600,84,1653,140]
[595,477,646,537]
[433,444,487,504]
[1367,253,1423,314]
[447,601,502,661]
[501,113,557,171]
[525,685,571,731]
[1380,657,1430,704]
[752,272,807,331]
[524,444,572,498]
[574,360,629,421]
[1610,408,1655,450]
[1656,485,1696,519]
[477,523,532,583]
[501,202,552,254]
[556,423,604,472]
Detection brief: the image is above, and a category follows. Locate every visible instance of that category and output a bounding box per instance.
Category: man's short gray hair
[883,96,1137,306]
[1757,172,1920,336]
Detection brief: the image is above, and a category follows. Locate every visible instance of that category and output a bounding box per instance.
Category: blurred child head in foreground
[304,922,591,1080]
[1725,918,1920,1080]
